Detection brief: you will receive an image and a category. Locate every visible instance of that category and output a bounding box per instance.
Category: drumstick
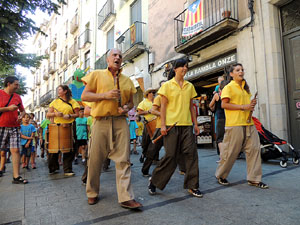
[246,92,258,123]
[152,122,177,144]
[116,70,122,107]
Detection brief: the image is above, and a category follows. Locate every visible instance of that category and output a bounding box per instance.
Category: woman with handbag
[47,85,80,176]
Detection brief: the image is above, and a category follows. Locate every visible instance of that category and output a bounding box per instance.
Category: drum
[145,118,157,139]
[46,123,73,153]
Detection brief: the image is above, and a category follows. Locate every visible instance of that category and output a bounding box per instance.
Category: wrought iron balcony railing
[95,51,108,70]
[40,90,55,106]
[48,62,57,74]
[70,13,79,34]
[174,0,239,54]
[69,42,79,60]
[79,29,92,49]
[98,0,116,30]
[116,21,146,62]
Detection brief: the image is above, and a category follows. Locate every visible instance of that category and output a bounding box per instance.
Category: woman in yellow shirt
[215,63,268,189]
[47,85,80,176]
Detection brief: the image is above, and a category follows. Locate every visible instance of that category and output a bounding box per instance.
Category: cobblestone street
[1,147,300,225]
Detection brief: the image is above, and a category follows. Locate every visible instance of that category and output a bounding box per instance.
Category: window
[130,0,142,24]
[41,112,44,121]
[59,76,62,84]
[84,51,90,70]
[107,26,114,50]
[65,20,68,38]
[52,78,55,91]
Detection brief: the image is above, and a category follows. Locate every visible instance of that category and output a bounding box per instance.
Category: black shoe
[74,158,78,165]
[142,173,150,177]
[139,155,144,163]
[0,171,3,177]
[188,189,203,198]
[148,178,156,195]
[6,158,11,163]
[218,178,229,186]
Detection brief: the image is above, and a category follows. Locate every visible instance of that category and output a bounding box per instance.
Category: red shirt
[0,90,24,127]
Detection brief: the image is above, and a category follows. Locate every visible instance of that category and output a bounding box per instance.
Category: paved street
[0,146,300,225]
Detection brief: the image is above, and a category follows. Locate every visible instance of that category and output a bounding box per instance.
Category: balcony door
[130,0,142,44]
[107,26,114,50]
[281,0,300,149]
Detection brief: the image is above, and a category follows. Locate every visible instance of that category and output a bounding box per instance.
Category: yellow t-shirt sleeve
[221,85,231,100]
[137,101,144,111]
[153,95,161,107]
[191,85,197,99]
[49,99,57,108]
[157,83,168,99]
[129,79,137,94]
[81,71,97,91]
[71,99,80,110]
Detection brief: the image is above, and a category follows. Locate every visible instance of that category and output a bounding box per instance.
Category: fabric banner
[182,0,204,37]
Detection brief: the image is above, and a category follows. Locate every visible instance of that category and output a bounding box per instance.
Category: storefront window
[281,1,300,32]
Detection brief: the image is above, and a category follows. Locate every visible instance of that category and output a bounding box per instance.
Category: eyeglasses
[150,91,156,94]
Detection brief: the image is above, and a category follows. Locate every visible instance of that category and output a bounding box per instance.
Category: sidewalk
[0,147,299,225]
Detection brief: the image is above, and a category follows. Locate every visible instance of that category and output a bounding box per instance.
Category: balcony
[70,13,79,34]
[95,51,108,70]
[116,21,146,62]
[98,0,116,31]
[50,38,57,51]
[69,42,79,60]
[174,0,239,54]
[48,62,57,74]
[60,54,68,67]
[36,78,41,86]
[43,70,49,81]
[79,29,91,49]
[40,90,55,107]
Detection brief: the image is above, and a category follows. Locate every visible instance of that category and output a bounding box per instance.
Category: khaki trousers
[151,126,199,190]
[215,125,262,182]
[86,117,134,203]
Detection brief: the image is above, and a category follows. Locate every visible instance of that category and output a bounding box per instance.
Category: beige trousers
[86,117,134,203]
[215,125,262,182]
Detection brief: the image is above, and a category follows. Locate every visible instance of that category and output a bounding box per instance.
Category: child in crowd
[136,115,144,146]
[40,116,51,159]
[20,113,36,169]
[75,107,89,164]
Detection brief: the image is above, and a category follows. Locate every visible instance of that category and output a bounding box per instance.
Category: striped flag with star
[182,0,204,37]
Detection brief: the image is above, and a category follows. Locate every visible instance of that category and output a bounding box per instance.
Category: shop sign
[296,101,300,109]
[185,53,237,80]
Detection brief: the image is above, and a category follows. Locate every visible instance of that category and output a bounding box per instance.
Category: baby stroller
[253,117,300,168]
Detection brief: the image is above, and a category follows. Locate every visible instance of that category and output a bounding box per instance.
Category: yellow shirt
[153,95,162,128]
[221,80,253,126]
[81,69,137,118]
[136,121,144,136]
[158,78,197,126]
[137,98,155,121]
[49,98,80,124]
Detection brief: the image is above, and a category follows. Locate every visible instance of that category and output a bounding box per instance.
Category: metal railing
[116,21,146,54]
[79,29,91,49]
[98,0,116,29]
[48,62,57,74]
[95,51,108,70]
[70,13,79,34]
[60,54,68,67]
[174,0,238,47]
[69,42,79,60]
[50,38,57,51]
[40,90,55,106]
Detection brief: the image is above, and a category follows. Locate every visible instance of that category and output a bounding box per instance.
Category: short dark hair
[4,76,19,87]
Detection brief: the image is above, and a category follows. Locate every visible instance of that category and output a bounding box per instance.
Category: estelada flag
[182,0,204,37]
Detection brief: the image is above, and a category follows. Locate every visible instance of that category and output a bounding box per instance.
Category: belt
[95,115,126,120]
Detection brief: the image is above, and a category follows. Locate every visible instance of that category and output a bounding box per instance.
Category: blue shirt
[76,117,88,140]
[20,124,36,146]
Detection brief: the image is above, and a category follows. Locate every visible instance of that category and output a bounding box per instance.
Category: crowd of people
[0,48,269,210]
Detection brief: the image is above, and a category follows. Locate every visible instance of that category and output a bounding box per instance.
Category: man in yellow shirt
[81,49,142,209]
[137,88,156,163]
[215,63,268,189]
[148,58,203,198]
